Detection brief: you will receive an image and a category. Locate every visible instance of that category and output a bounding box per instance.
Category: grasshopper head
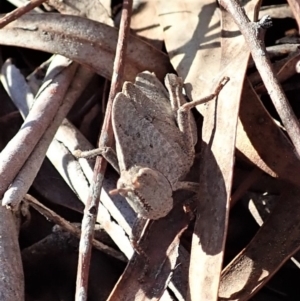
[110,166,173,220]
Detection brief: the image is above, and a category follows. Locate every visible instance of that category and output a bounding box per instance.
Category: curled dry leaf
[107,202,192,301]
[0,13,172,81]
[157,1,260,300]
[219,183,300,300]
[195,1,261,300]
[47,0,113,25]
[236,79,300,186]
[155,2,222,300]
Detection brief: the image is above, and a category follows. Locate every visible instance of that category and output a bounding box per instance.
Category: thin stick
[0,56,76,199]
[1,60,92,207]
[0,205,24,300]
[75,1,133,300]
[219,0,300,157]
[24,194,127,262]
[0,0,47,29]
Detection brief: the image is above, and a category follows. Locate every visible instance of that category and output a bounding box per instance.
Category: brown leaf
[156,3,229,298]
[219,182,300,300]
[0,13,172,81]
[188,1,261,300]
[47,0,113,25]
[107,202,192,301]
[237,79,300,185]
[157,0,221,98]
[130,1,163,49]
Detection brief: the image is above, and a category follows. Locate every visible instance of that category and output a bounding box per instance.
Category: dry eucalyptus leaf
[0,13,172,82]
[130,0,163,49]
[157,0,221,98]
[219,183,300,300]
[47,0,113,25]
[107,203,192,301]
[237,79,300,186]
[187,0,261,299]
[155,3,226,300]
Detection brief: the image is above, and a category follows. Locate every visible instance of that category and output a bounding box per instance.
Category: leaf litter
[1,0,300,300]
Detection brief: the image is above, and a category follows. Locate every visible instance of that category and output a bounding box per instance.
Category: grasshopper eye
[131,176,141,188]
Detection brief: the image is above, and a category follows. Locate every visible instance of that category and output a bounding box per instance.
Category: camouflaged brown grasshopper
[75,71,228,247]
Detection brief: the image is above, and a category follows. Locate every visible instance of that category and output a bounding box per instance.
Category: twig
[1,58,34,118]
[0,56,76,199]
[0,0,47,29]
[219,0,300,157]
[75,1,133,300]
[1,60,93,207]
[54,121,135,258]
[248,44,300,69]
[24,194,127,262]
[0,205,24,300]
